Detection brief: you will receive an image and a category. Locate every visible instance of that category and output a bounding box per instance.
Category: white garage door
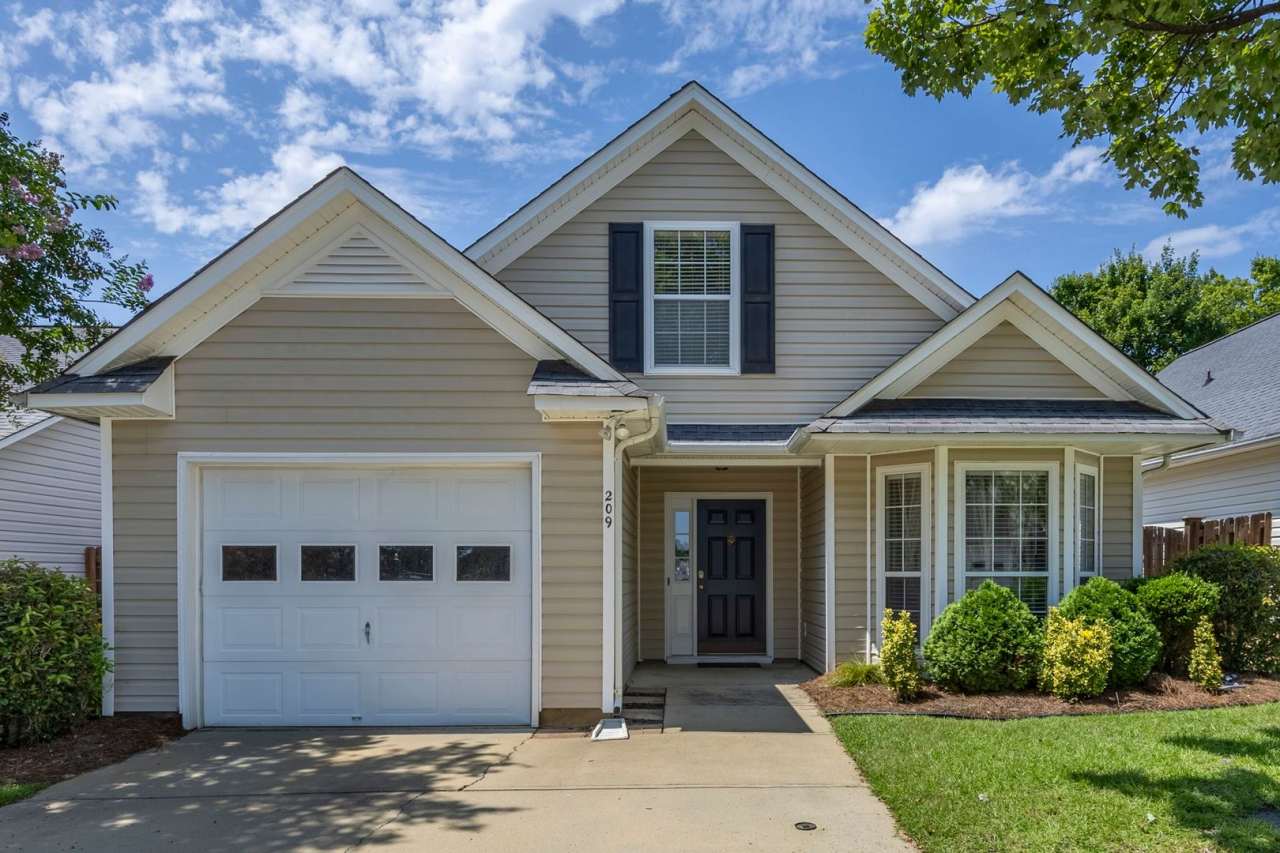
[200,466,532,726]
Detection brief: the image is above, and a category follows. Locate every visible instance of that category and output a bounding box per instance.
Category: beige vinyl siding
[905,321,1104,399]
[620,460,638,685]
[1102,456,1135,580]
[799,464,825,670]
[111,297,602,713]
[1145,443,1280,545]
[636,466,798,660]
[833,455,868,661]
[0,417,100,575]
[494,131,944,422]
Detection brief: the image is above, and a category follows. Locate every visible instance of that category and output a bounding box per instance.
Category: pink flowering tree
[1,112,151,409]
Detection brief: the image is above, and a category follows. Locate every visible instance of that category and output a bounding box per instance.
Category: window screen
[964,470,1050,614]
[651,228,733,368]
[1078,471,1098,577]
[883,472,924,640]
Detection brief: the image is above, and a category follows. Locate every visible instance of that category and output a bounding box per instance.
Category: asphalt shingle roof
[27,356,174,395]
[1,334,52,440]
[667,423,805,443]
[1157,313,1280,441]
[817,398,1221,435]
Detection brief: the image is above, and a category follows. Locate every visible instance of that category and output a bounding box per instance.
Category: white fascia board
[72,170,623,383]
[533,394,650,421]
[0,414,61,451]
[826,273,1203,419]
[466,83,971,321]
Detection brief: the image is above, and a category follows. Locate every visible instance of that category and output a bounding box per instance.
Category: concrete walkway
[1,663,911,852]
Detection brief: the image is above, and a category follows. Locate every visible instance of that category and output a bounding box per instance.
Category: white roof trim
[0,414,61,451]
[465,82,973,321]
[26,363,176,420]
[1143,431,1280,470]
[72,169,624,383]
[825,272,1205,419]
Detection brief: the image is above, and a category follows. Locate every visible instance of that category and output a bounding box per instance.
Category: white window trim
[643,220,741,375]
[1076,462,1101,584]
[875,462,932,650]
[954,461,1061,609]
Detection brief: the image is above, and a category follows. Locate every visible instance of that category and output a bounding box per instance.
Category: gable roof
[824,272,1208,420]
[1157,312,1280,442]
[67,168,625,384]
[465,81,975,321]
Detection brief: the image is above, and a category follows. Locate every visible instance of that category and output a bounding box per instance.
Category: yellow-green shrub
[881,609,922,701]
[1189,615,1225,692]
[1039,609,1112,700]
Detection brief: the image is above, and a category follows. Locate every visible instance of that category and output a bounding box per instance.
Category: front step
[621,687,667,731]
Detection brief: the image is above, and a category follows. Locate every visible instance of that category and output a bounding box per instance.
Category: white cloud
[884,146,1107,245]
[1142,208,1280,261]
[135,143,345,237]
[651,1,862,96]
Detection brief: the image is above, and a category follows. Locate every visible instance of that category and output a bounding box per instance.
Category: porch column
[933,446,948,622]
[823,454,836,671]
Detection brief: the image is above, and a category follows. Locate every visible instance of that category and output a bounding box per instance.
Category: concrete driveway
[0,664,910,852]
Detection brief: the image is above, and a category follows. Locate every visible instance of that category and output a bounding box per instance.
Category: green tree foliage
[1051,247,1280,370]
[1,113,150,409]
[1168,544,1280,672]
[865,0,1280,217]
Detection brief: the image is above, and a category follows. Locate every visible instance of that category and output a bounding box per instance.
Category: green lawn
[832,704,1280,852]
[0,783,44,808]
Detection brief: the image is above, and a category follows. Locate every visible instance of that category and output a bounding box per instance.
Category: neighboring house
[20,83,1224,728]
[0,335,101,576]
[1144,312,1280,544]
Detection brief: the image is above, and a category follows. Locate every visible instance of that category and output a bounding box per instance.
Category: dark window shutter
[740,224,775,374]
[608,223,644,372]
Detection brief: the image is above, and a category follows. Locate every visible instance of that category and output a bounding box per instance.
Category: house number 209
[603,489,614,528]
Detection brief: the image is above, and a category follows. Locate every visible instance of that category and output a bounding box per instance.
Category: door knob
[364,621,371,644]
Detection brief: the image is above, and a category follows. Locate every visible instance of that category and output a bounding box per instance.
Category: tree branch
[1119,2,1280,36]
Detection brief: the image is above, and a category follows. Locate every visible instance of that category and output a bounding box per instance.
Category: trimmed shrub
[0,559,111,746]
[1040,609,1112,700]
[1058,577,1161,688]
[1189,616,1225,692]
[923,581,1042,693]
[1168,544,1280,672]
[880,609,922,701]
[1133,573,1221,673]
[829,661,884,687]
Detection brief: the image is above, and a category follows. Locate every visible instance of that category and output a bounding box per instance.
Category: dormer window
[644,222,740,374]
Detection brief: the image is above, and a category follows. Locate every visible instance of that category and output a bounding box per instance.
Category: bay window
[957,464,1058,615]
[1076,463,1100,580]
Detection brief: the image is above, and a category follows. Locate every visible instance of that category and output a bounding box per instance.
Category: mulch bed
[1,714,187,785]
[803,673,1280,720]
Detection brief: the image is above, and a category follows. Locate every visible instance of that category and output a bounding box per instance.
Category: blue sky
[4,0,1277,324]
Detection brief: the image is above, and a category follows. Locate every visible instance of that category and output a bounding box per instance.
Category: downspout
[600,396,663,715]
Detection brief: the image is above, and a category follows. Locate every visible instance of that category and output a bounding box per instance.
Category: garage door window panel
[301,545,357,581]
[221,545,277,582]
[379,545,434,581]
[457,546,512,582]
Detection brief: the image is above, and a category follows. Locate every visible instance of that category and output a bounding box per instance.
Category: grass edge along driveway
[832,703,1280,852]
[0,783,45,808]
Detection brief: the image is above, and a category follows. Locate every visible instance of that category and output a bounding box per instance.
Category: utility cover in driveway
[200,466,532,726]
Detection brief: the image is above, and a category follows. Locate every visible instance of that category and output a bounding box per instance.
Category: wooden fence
[84,546,102,596]
[1143,512,1273,576]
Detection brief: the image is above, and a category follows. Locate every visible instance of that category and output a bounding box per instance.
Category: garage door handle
[364,621,371,644]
